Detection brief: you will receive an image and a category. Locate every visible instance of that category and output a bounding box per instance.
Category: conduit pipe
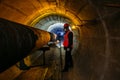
[0,18,54,73]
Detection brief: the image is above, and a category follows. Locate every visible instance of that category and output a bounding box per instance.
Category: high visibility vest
[63,31,70,47]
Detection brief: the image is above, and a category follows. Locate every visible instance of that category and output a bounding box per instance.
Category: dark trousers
[64,48,73,70]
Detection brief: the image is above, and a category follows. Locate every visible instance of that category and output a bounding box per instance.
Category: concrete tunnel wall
[0,0,120,80]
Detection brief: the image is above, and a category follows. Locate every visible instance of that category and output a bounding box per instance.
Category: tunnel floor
[13,47,81,80]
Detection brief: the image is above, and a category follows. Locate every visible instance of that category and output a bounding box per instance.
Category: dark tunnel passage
[0,0,120,80]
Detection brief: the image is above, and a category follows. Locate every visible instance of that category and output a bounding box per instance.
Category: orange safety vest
[63,31,70,47]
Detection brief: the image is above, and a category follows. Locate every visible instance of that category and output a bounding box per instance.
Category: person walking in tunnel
[62,23,73,72]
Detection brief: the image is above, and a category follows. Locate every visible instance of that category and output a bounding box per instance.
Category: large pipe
[0,18,54,73]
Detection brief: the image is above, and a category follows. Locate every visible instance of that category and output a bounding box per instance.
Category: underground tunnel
[0,0,120,80]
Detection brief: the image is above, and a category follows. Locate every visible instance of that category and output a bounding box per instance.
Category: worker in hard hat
[62,23,73,72]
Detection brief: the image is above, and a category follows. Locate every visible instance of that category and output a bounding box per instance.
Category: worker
[62,23,73,72]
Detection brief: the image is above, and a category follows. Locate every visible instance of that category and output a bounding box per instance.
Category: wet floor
[13,47,81,80]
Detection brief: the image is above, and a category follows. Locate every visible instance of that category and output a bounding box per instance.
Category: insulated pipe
[0,18,54,73]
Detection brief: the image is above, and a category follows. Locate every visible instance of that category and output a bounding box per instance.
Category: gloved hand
[66,48,70,51]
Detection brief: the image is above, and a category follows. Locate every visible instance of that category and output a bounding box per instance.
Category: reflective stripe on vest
[63,31,70,47]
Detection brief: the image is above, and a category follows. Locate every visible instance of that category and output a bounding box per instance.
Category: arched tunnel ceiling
[33,14,72,30]
[0,0,98,26]
[0,0,120,26]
